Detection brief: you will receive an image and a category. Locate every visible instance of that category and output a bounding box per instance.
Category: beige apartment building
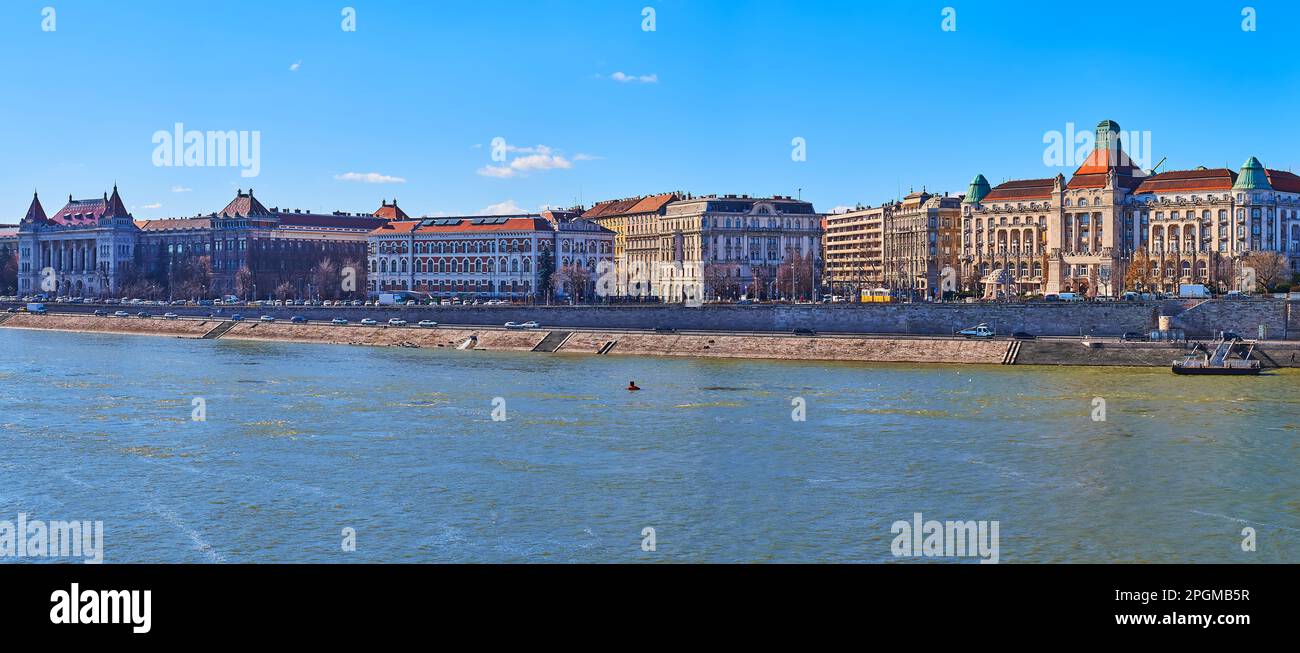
[586,193,823,302]
[823,205,886,299]
[882,191,964,299]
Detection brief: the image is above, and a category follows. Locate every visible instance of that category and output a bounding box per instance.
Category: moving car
[1010,331,1037,340]
[259,315,276,322]
[520,321,540,329]
[113,310,130,318]
[1120,331,1147,342]
[792,327,817,336]
[330,318,349,326]
[231,314,244,321]
[417,320,438,328]
[360,318,378,326]
[290,316,308,324]
[504,321,521,329]
[163,312,179,320]
[958,323,995,338]
[93,309,108,317]
[388,318,407,326]
[136,312,151,318]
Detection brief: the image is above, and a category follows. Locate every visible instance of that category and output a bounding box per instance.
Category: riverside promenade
[4,305,1300,368]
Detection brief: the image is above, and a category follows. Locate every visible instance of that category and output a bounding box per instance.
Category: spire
[22,190,47,223]
[103,184,130,218]
[1232,156,1271,190]
[963,174,990,204]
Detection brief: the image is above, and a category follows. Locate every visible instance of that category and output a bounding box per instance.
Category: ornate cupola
[1232,156,1271,190]
[963,174,991,204]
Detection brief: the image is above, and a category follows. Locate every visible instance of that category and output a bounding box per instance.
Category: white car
[113,310,129,318]
[521,320,540,329]
[388,318,407,327]
[360,318,378,326]
[163,312,179,320]
[418,320,438,328]
[504,321,521,329]
[260,315,276,323]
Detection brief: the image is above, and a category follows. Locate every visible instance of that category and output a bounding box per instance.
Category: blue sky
[3,0,1300,220]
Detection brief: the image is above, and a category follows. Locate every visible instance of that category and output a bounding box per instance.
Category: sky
[3,0,1300,221]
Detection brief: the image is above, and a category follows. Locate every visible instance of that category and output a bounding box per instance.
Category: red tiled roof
[1133,168,1236,195]
[583,193,677,219]
[134,218,214,231]
[374,200,409,220]
[370,217,555,237]
[1072,147,1142,176]
[217,189,271,217]
[48,197,109,226]
[983,178,1055,201]
[276,212,387,230]
[1266,169,1300,193]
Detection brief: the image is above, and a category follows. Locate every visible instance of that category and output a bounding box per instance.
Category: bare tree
[235,266,255,300]
[1243,251,1289,291]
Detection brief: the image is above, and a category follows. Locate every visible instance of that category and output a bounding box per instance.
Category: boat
[1171,340,1262,375]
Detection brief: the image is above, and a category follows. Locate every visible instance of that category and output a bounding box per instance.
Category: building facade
[582,193,678,297]
[962,119,1300,297]
[16,186,389,299]
[882,191,963,298]
[823,205,886,299]
[367,214,614,300]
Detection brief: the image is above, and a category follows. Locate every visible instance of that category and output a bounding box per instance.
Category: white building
[367,214,614,300]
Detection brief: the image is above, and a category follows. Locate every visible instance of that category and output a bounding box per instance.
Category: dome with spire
[963,174,991,204]
[1232,156,1271,190]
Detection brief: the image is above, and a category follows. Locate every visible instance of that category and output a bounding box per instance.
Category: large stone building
[582,193,679,297]
[367,213,614,301]
[882,191,963,299]
[585,193,823,302]
[16,186,389,299]
[963,119,1300,297]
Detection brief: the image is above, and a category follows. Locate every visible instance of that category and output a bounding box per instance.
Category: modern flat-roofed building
[823,205,886,299]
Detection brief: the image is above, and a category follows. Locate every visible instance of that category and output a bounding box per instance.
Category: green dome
[1232,156,1271,190]
[964,174,991,204]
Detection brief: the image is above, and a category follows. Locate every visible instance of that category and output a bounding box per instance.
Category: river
[1,328,1296,562]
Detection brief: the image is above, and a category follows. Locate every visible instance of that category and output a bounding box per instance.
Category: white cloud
[478,200,526,215]
[289,60,302,72]
[170,186,192,193]
[573,153,602,161]
[476,165,518,179]
[510,153,572,172]
[335,172,407,184]
[476,140,586,178]
[609,71,657,83]
[136,203,162,210]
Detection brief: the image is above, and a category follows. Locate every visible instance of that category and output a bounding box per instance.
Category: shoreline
[5,312,1299,368]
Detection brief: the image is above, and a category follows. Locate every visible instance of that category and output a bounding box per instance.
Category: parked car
[290,316,308,324]
[418,320,438,328]
[259,315,275,322]
[388,318,407,327]
[360,318,378,326]
[331,318,349,326]
[958,323,995,338]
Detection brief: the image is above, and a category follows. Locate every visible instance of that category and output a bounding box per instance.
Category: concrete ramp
[202,320,238,339]
[531,330,573,352]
